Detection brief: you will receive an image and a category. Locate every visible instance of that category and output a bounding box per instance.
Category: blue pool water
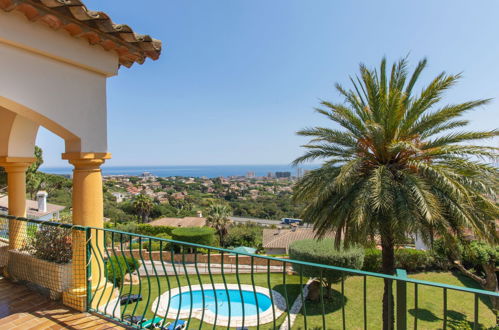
[170,289,272,317]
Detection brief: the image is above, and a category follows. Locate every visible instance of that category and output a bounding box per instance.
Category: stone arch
[0,97,81,158]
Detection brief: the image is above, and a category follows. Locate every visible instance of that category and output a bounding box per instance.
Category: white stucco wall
[0,10,120,156]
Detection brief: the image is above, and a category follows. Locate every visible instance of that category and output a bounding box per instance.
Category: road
[229,216,281,226]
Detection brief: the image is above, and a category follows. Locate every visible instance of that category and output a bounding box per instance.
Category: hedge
[363,248,382,272]
[361,248,434,273]
[135,224,175,237]
[289,239,364,288]
[171,227,215,247]
[129,233,172,251]
[396,248,434,272]
[106,255,141,286]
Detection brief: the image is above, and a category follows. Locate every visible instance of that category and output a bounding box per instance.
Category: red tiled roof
[0,0,162,68]
[149,217,206,227]
[263,228,335,249]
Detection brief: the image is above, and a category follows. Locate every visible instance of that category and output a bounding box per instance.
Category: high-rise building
[275,171,291,178]
[246,171,256,178]
[296,168,304,178]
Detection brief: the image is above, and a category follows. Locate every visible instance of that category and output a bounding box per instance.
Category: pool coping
[151,283,287,327]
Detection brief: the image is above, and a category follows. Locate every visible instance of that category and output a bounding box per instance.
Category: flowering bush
[25,224,72,264]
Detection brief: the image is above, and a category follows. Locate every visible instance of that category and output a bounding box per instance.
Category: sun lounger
[165,320,187,330]
[140,316,164,328]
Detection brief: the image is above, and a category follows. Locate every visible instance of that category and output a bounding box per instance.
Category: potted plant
[9,223,72,300]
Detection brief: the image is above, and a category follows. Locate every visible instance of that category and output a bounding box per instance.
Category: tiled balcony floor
[0,277,127,329]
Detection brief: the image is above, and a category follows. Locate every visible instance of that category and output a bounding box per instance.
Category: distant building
[141,171,154,179]
[275,171,291,178]
[246,171,256,178]
[296,168,304,178]
[111,192,126,203]
[267,172,274,178]
[0,192,65,221]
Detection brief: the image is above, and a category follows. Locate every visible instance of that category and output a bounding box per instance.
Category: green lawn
[115,271,496,329]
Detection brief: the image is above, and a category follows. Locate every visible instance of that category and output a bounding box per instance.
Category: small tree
[206,203,232,247]
[289,238,364,298]
[436,240,498,310]
[106,255,141,286]
[132,194,153,223]
[225,224,263,249]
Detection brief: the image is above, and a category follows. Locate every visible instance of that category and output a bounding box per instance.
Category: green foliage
[362,248,382,272]
[171,227,215,247]
[110,222,138,233]
[132,194,153,223]
[462,241,498,267]
[289,239,364,285]
[206,203,232,246]
[129,177,140,184]
[293,57,499,272]
[229,195,301,220]
[395,249,434,272]
[130,241,165,252]
[24,224,72,264]
[148,202,196,219]
[155,233,172,240]
[135,224,175,236]
[432,238,498,272]
[106,255,141,286]
[363,248,434,272]
[225,223,263,249]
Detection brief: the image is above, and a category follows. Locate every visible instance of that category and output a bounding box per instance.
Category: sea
[40,164,319,178]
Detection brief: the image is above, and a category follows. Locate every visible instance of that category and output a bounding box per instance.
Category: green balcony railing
[0,214,498,329]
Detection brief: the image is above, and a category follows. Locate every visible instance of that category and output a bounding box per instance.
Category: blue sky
[38,0,499,167]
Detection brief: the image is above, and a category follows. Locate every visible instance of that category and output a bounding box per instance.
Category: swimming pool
[170,288,272,317]
[152,284,286,326]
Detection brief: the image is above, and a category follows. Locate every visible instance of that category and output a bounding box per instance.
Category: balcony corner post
[396,268,408,330]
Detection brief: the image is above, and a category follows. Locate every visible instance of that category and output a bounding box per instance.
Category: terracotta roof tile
[149,217,207,228]
[0,196,65,218]
[263,228,335,249]
[1,0,162,68]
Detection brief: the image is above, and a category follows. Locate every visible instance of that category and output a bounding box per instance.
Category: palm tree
[293,57,499,329]
[133,194,153,223]
[206,204,232,247]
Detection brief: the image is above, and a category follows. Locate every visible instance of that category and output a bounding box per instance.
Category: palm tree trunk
[381,226,395,330]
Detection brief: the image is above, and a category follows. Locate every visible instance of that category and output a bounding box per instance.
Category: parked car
[280,218,302,225]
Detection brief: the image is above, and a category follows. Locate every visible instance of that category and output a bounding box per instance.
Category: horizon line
[40,163,320,168]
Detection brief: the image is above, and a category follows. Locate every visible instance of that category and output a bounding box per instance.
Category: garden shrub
[106,255,141,286]
[289,239,364,296]
[135,224,175,237]
[171,227,215,247]
[362,248,434,273]
[155,233,172,240]
[225,224,262,249]
[362,248,382,272]
[395,248,433,272]
[24,224,72,264]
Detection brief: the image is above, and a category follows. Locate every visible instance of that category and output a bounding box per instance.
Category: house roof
[0,196,65,219]
[149,217,206,228]
[263,228,335,249]
[0,0,162,68]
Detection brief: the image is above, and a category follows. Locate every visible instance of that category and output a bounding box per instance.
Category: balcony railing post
[396,269,407,330]
[85,227,92,311]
